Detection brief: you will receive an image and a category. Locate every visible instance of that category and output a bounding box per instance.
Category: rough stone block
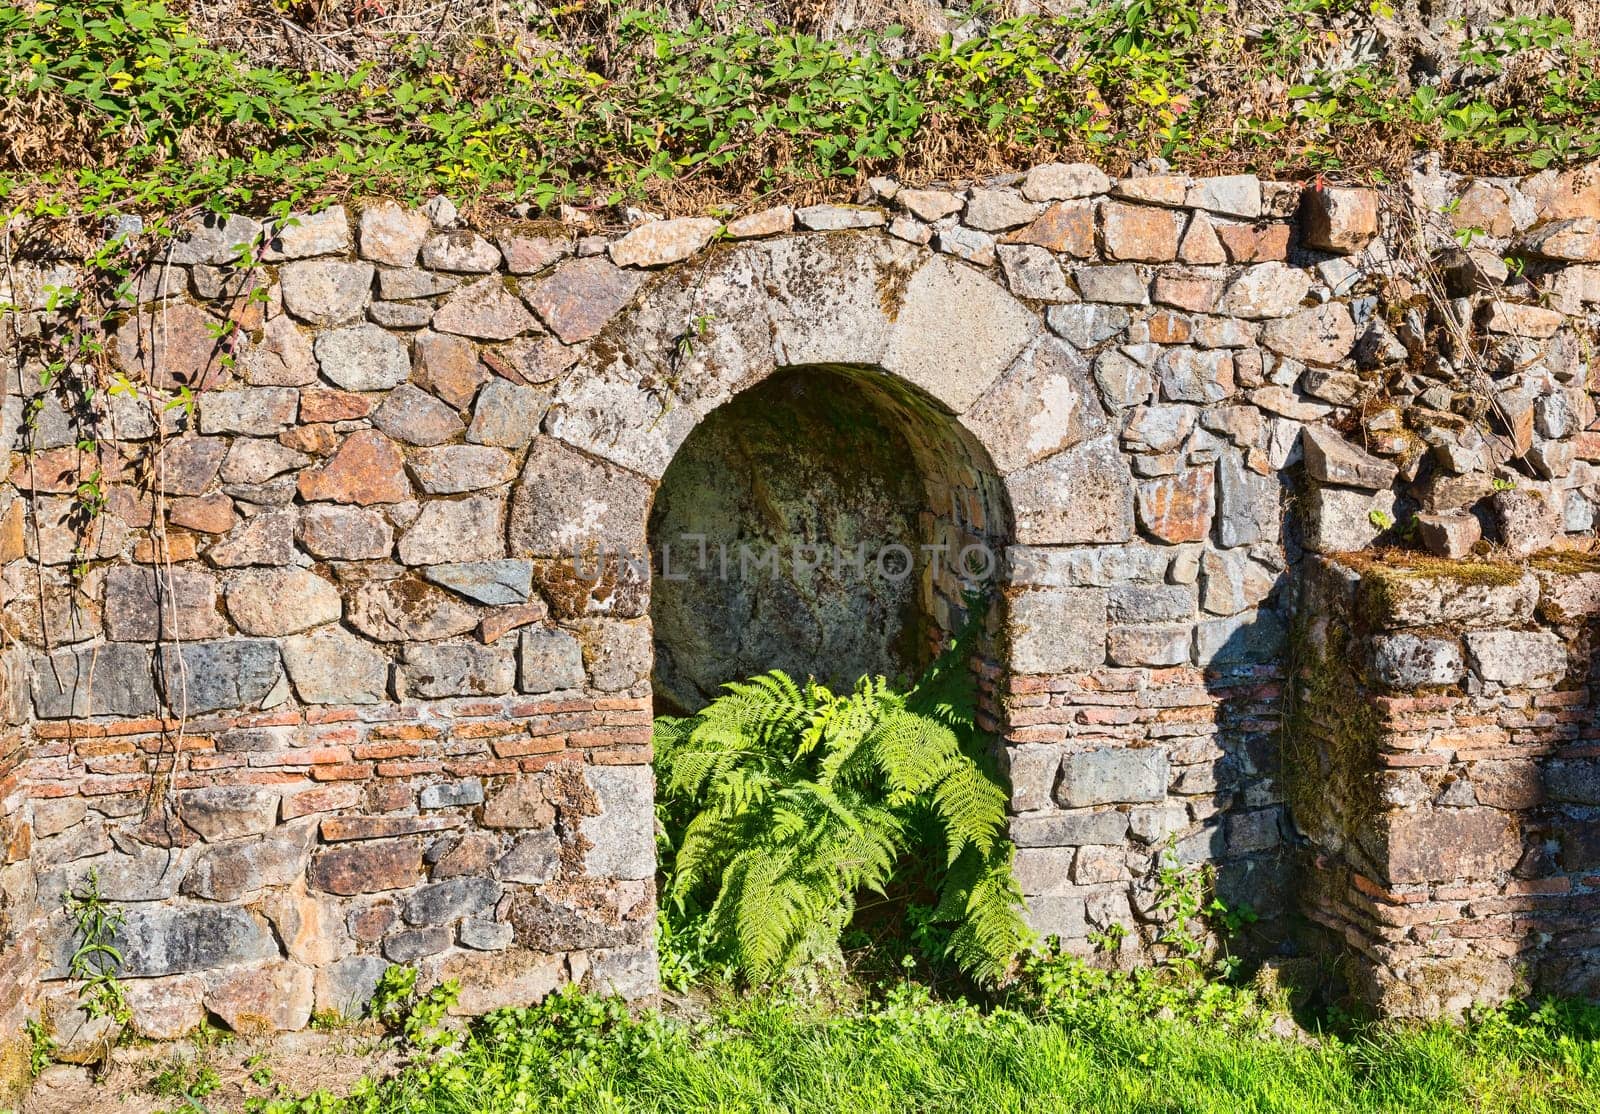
[1464,629,1566,687]
[1007,587,1107,673]
[1054,746,1168,807]
[1371,633,1465,689]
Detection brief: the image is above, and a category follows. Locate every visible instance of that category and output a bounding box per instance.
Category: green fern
[654,617,1031,986]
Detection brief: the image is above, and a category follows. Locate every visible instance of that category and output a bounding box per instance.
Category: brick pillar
[1292,556,1600,1017]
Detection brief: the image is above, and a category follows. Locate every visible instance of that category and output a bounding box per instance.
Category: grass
[252,965,1600,1114]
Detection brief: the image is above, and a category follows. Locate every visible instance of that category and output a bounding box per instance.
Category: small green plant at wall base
[1368,508,1397,531]
[23,1019,55,1077]
[368,966,461,1049]
[65,870,130,1025]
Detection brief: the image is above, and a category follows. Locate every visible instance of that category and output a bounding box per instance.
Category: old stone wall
[1293,555,1600,1017]
[0,157,1598,1050]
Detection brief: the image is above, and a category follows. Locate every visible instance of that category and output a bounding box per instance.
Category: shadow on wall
[647,363,1012,716]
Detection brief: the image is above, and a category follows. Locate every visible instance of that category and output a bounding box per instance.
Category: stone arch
[507,227,1136,731]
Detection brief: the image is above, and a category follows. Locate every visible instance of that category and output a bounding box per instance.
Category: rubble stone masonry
[2,158,1599,1065]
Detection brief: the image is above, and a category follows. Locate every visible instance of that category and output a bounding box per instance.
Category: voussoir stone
[608,218,722,267]
[280,260,374,326]
[226,568,342,636]
[509,437,653,557]
[313,323,410,391]
[433,275,539,340]
[281,626,389,704]
[963,334,1107,475]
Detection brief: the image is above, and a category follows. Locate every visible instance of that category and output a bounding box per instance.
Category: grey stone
[1301,424,1398,490]
[423,560,534,605]
[221,438,310,485]
[47,906,277,979]
[1093,349,1154,408]
[1008,587,1106,673]
[1186,175,1262,218]
[182,834,306,900]
[314,324,410,391]
[997,244,1071,301]
[1464,629,1566,687]
[264,207,353,259]
[509,437,653,557]
[358,201,431,267]
[1054,747,1169,807]
[434,275,540,340]
[467,379,547,448]
[158,639,283,714]
[422,231,502,272]
[398,493,506,565]
[1022,163,1111,202]
[1222,263,1311,318]
[225,568,342,636]
[279,260,374,326]
[378,268,460,299]
[882,253,1039,413]
[384,927,453,962]
[403,877,502,925]
[199,388,298,435]
[582,619,651,691]
[1199,548,1277,615]
[33,822,112,869]
[368,300,435,327]
[582,765,655,880]
[170,214,264,265]
[459,918,515,951]
[523,257,645,343]
[933,221,996,266]
[297,505,394,559]
[1486,489,1560,557]
[397,642,516,698]
[1075,264,1148,304]
[348,578,479,641]
[498,829,561,884]
[964,335,1107,475]
[30,644,158,718]
[1372,634,1465,688]
[1122,403,1194,452]
[1010,809,1130,847]
[519,628,586,693]
[1007,435,1135,545]
[608,218,722,267]
[315,956,391,1017]
[373,384,466,446]
[1300,484,1395,553]
[1194,608,1286,665]
[1263,304,1357,366]
[240,315,319,386]
[964,189,1044,231]
[206,509,296,567]
[410,444,517,494]
[1215,453,1281,548]
[1158,347,1233,403]
[104,565,226,641]
[795,204,886,230]
[1107,584,1194,623]
[420,779,485,809]
[1107,625,1191,667]
[281,626,389,704]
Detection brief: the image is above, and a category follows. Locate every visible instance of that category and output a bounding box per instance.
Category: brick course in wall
[1,158,1598,1056]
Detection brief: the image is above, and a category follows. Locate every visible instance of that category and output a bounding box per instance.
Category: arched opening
[647,364,1013,716]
